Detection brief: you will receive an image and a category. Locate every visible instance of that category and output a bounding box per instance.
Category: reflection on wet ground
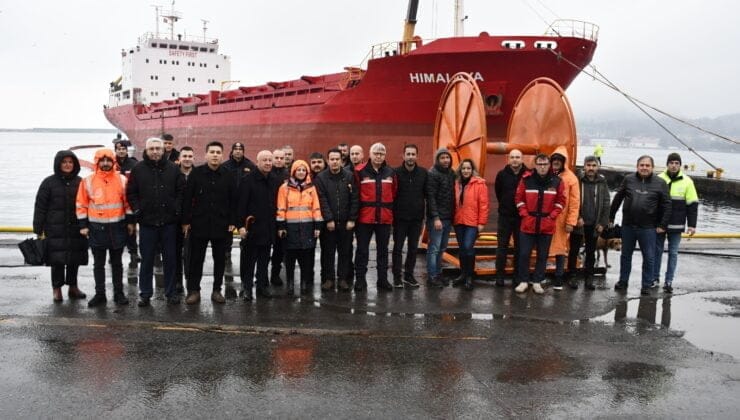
[594,291,740,359]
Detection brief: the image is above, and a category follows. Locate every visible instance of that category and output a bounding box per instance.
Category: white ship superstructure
[108,5,231,107]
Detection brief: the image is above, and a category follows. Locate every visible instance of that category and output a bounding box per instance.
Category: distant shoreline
[0,128,116,133]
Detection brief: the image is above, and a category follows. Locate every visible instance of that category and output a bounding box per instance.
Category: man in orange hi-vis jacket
[76,148,134,308]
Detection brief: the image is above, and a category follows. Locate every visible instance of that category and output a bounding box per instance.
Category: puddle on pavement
[593,291,740,359]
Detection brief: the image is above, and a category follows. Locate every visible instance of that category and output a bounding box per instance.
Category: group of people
[33,133,698,308]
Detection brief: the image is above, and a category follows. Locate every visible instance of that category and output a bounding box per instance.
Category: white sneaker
[515,282,529,293]
[532,283,545,294]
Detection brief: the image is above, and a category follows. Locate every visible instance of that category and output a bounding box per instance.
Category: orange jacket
[276,160,323,249]
[453,176,489,227]
[76,149,132,226]
[549,145,580,256]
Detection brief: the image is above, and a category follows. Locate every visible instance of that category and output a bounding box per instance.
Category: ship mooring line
[550,50,739,166]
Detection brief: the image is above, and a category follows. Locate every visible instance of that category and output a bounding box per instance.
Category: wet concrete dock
[0,237,738,418]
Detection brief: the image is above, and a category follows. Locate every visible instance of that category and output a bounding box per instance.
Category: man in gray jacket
[568,155,610,290]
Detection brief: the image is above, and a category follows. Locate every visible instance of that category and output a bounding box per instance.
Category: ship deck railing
[545,19,600,42]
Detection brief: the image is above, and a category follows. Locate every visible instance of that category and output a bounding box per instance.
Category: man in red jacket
[354,142,397,292]
[514,154,566,294]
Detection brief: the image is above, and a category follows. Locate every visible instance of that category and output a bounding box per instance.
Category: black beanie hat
[666,152,682,165]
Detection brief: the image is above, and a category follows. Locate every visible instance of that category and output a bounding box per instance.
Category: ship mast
[160,0,181,40]
[400,0,419,54]
[454,0,467,36]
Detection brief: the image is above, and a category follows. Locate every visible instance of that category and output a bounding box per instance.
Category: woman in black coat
[33,150,89,302]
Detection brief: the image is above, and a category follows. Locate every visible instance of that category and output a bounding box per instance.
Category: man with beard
[315,148,358,292]
[127,137,185,306]
[338,143,350,168]
[113,136,139,262]
[182,141,236,305]
[569,155,610,290]
[349,145,364,172]
[76,149,135,307]
[610,155,671,296]
[425,148,455,288]
[175,146,195,294]
[392,144,427,288]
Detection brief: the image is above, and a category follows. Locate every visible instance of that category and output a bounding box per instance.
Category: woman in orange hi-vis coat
[548,146,581,290]
[452,159,489,291]
[276,160,323,296]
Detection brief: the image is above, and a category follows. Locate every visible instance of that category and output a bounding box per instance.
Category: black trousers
[320,224,354,283]
[495,214,520,279]
[392,219,423,278]
[355,223,391,282]
[270,235,285,276]
[188,236,229,293]
[91,247,123,296]
[285,248,315,286]
[241,242,270,291]
[50,264,79,288]
[175,228,191,286]
[568,224,597,276]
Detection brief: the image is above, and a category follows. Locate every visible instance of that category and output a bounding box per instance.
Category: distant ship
[104,1,597,170]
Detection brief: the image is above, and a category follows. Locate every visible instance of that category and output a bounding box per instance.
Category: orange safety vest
[76,149,132,224]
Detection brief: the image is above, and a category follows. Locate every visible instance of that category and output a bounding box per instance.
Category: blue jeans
[139,224,177,299]
[619,225,657,289]
[517,232,552,284]
[426,219,452,278]
[654,231,682,285]
[454,225,478,257]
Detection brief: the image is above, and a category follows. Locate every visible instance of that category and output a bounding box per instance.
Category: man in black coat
[182,141,236,305]
[493,149,527,287]
[237,150,282,300]
[113,137,139,262]
[222,142,256,273]
[609,155,671,295]
[315,148,359,292]
[127,137,185,306]
[392,144,427,288]
[33,150,89,302]
[162,133,180,163]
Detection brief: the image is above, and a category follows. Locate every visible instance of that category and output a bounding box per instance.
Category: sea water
[1,132,739,232]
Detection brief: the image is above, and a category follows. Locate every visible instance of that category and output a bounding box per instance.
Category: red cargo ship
[104,3,598,168]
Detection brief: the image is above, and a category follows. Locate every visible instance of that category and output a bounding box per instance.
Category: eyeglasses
[535,162,549,166]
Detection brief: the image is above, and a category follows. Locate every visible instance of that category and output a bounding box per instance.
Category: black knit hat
[666,152,682,165]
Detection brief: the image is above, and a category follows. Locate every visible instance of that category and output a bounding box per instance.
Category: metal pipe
[486,142,540,155]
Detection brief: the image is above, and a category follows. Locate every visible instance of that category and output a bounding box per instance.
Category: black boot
[464,255,475,291]
[584,276,595,291]
[452,256,467,287]
[286,272,295,297]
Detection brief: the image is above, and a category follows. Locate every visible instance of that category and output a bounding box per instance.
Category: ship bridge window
[179,45,189,50]
[209,48,215,53]
[501,40,525,49]
[151,43,157,48]
[169,44,177,49]
[534,40,558,50]
[216,64,219,68]
[146,59,149,63]
[199,47,207,52]
[191,46,198,51]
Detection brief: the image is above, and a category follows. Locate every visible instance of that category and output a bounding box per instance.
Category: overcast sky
[1,0,738,128]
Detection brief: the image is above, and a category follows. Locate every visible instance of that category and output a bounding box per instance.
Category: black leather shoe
[354,280,367,292]
[663,284,673,294]
[137,298,151,307]
[640,288,650,296]
[256,288,272,299]
[113,293,129,305]
[242,291,253,301]
[495,278,506,288]
[377,279,393,291]
[614,282,628,291]
[167,296,181,305]
[87,294,107,308]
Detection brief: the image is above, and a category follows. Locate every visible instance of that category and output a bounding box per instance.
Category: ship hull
[105,34,596,164]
